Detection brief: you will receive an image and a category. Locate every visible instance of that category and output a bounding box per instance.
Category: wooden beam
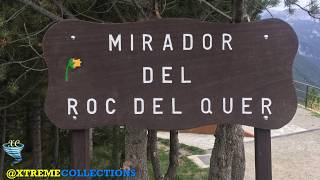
[254,128,272,180]
[71,129,90,179]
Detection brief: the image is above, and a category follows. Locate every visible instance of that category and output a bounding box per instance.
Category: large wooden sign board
[43,18,298,180]
[43,18,298,130]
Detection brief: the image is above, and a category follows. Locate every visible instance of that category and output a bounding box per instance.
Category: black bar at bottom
[254,128,272,180]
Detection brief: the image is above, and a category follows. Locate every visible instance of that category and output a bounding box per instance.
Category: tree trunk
[148,130,162,180]
[164,130,179,180]
[208,125,236,180]
[232,0,244,23]
[0,109,7,178]
[24,106,33,153]
[230,0,246,178]
[32,98,42,168]
[124,1,152,179]
[53,126,59,167]
[125,127,148,180]
[231,126,245,180]
[147,130,152,161]
[208,125,245,180]
[149,130,179,180]
[208,0,246,179]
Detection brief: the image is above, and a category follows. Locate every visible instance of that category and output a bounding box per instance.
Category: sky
[270,0,313,11]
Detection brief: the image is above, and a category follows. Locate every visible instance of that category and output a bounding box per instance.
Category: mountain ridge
[262,9,320,87]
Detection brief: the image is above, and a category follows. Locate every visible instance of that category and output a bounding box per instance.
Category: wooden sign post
[43,18,298,180]
[255,128,272,180]
[71,130,90,173]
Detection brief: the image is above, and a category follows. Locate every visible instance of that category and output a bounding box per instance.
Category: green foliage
[0,65,7,81]
[246,0,280,20]
[307,88,320,112]
[7,81,19,94]
[312,111,320,118]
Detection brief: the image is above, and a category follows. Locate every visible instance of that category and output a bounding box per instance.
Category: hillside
[293,54,320,85]
[262,9,320,87]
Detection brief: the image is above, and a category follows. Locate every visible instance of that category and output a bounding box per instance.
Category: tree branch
[23,23,43,58]
[53,0,78,19]
[0,5,27,25]
[0,76,44,111]
[154,0,162,19]
[255,0,274,18]
[197,0,232,20]
[0,56,40,66]
[8,22,54,44]
[131,0,149,19]
[114,4,127,22]
[17,0,63,21]
[286,0,320,19]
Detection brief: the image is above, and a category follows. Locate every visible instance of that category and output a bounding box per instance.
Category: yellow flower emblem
[72,58,81,69]
[65,58,82,82]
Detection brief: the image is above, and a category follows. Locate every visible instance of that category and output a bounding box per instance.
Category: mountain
[293,54,320,86]
[261,9,320,87]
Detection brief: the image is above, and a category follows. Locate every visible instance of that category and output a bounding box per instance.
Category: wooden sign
[43,18,298,130]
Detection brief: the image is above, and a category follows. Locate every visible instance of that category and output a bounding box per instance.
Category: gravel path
[158,107,320,150]
[158,107,320,180]
[244,129,320,180]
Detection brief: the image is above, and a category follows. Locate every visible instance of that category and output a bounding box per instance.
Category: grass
[92,145,113,168]
[157,138,206,155]
[298,103,320,118]
[90,138,209,179]
[148,138,208,180]
[312,111,320,118]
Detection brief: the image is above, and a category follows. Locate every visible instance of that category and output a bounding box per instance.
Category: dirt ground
[244,129,320,180]
[159,107,320,180]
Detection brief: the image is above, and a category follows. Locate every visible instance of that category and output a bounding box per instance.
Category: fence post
[254,128,272,180]
[71,129,90,179]
[305,85,309,108]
